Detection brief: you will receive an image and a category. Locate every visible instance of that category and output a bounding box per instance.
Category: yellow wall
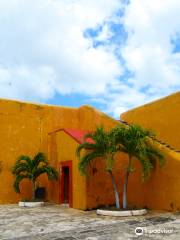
[122,148,180,211]
[85,154,125,209]
[0,98,118,204]
[48,131,87,210]
[121,92,180,150]
[1,93,180,212]
[0,99,45,203]
[120,92,180,211]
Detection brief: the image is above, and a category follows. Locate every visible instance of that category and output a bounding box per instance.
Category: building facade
[0,92,180,211]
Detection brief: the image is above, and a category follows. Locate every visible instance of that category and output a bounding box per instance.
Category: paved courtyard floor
[0,204,180,240]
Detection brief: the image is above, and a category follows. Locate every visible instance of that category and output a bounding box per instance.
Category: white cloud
[0,0,180,118]
[104,87,149,118]
[105,0,180,118]
[0,0,122,100]
[0,65,56,100]
[121,0,180,93]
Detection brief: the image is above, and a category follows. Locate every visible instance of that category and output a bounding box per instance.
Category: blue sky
[0,0,180,118]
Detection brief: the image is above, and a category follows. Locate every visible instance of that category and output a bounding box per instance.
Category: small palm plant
[113,124,165,209]
[77,127,120,209]
[12,152,58,201]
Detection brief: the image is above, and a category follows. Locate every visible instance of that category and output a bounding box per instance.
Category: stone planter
[19,201,44,207]
[97,209,147,217]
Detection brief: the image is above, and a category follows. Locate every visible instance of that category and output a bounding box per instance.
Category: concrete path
[0,204,180,240]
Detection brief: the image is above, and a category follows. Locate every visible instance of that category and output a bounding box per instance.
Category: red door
[60,161,73,207]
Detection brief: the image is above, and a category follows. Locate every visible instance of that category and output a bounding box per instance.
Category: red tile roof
[60,128,94,144]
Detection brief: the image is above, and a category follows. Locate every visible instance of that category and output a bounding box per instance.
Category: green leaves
[32,152,48,169]
[13,174,28,193]
[78,151,102,175]
[16,155,32,167]
[12,152,58,194]
[113,124,165,179]
[77,124,165,180]
[77,124,165,210]
[33,166,58,180]
[12,162,30,175]
[77,126,118,174]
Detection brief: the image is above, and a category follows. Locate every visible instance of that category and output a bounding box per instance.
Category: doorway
[60,161,72,207]
[62,166,69,203]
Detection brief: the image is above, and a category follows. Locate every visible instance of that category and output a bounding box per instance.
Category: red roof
[60,128,94,144]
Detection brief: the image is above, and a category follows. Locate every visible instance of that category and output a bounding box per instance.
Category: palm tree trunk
[123,156,132,209]
[32,180,36,201]
[108,170,120,209]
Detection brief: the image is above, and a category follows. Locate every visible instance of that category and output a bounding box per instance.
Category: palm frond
[12,152,58,197]
[83,132,94,141]
[78,151,103,175]
[12,162,30,175]
[13,174,29,193]
[76,142,96,158]
[138,155,154,180]
[16,155,32,165]
[114,123,165,179]
[145,146,165,167]
[12,156,32,175]
[105,154,115,171]
[77,126,119,175]
[33,166,58,180]
[32,152,47,169]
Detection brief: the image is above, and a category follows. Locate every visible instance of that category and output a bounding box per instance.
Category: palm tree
[12,152,58,200]
[77,127,120,209]
[113,124,165,209]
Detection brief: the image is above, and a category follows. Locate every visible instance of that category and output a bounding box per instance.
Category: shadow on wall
[85,148,180,211]
[127,149,180,211]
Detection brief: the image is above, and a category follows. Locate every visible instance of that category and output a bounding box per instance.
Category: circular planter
[19,201,44,207]
[97,209,147,217]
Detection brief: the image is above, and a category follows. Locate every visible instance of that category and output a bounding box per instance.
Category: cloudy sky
[0,0,180,118]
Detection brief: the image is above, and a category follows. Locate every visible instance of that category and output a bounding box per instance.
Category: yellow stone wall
[121,92,180,211]
[0,98,118,204]
[85,154,125,209]
[1,93,180,212]
[48,131,87,210]
[121,92,180,150]
[122,148,180,211]
[0,99,45,203]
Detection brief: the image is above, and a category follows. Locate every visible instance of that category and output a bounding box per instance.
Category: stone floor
[0,204,180,240]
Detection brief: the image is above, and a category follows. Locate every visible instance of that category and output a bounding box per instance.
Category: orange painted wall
[122,147,180,211]
[0,99,45,203]
[85,154,125,209]
[48,131,87,210]
[0,98,118,204]
[48,131,125,210]
[120,92,180,211]
[121,92,180,150]
[1,93,180,212]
